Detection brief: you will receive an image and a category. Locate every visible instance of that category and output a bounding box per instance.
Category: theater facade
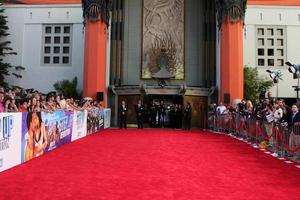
[3,0,300,127]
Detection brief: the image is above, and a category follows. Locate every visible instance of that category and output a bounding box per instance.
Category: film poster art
[142,0,185,79]
[21,111,73,162]
[87,108,104,135]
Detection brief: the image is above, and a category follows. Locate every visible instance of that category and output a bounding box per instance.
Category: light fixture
[266,69,283,83]
[286,61,300,77]
[286,61,300,99]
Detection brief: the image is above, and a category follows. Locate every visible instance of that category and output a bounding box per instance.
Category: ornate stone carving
[142,0,184,80]
[216,0,247,29]
[81,0,112,27]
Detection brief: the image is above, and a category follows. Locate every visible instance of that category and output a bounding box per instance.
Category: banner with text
[72,110,88,141]
[0,113,22,172]
[104,109,111,129]
[21,111,73,162]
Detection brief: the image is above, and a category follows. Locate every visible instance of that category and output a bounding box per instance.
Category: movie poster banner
[0,113,22,172]
[104,109,111,129]
[72,110,88,141]
[21,111,73,163]
[87,108,104,135]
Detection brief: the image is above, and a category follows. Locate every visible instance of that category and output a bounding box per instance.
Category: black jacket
[288,111,300,126]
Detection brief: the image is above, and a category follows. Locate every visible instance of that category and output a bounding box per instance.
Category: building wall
[244,5,300,98]
[2,4,84,93]
[122,0,204,87]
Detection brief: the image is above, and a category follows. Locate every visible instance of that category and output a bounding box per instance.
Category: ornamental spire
[216,0,247,29]
[81,0,112,27]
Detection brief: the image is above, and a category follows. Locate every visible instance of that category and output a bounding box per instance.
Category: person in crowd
[216,102,226,114]
[119,100,128,129]
[149,101,157,128]
[3,97,13,112]
[273,101,283,123]
[18,99,28,112]
[82,99,93,111]
[135,100,144,129]
[9,97,19,112]
[172,104,179,128]
[183,102,192,130]
[169,104,175,128]
[28,97,39,112]
[246,100,253,113]
[0,91,4,112]
[264,104,274,145]
[158,101,166,128]
[178,104,183,128]
[3,97,9,112]
[288,104,300,155]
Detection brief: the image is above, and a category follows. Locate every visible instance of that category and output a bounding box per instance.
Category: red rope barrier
[208,113,300,153]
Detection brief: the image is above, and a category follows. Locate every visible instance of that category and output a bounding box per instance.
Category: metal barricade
[207,113,300,159]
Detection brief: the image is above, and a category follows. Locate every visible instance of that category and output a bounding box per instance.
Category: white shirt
[216,105,226,114]
[273,108,283,122]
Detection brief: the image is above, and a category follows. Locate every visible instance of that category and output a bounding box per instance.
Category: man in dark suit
[288,104,300,153]
[149,102,157,128]
[119,100,128,129]
[183,102,192,130]
[135,100,144,129]
[158,101,166,128]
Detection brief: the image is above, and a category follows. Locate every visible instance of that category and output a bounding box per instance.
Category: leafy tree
[0,1,24,87]
[244,66,273,101]
[54,77,82,99]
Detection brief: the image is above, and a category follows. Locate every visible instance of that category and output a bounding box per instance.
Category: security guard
[149,102,157,128]
[135,100,144,129]
[119,100,128,129]
[183,102,192,130]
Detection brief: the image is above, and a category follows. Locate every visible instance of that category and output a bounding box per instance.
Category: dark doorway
[143,95,184,128]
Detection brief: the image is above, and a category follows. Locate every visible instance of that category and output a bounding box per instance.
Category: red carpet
[0,129,300,200]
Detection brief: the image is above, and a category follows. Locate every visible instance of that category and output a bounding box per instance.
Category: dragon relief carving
[147,33,177,77]
[81,0,112,27]
[216,0,247,29]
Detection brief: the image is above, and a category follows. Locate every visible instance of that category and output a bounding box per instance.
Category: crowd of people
[119,100,192,130]
[0,86,103,113]
[212,98,298,127]
[211,96,300,156]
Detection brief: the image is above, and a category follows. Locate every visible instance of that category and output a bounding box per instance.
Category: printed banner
[72,110,88,141]
[21,111,73,162]
[104,109,111,129]
[0,113,22,172]
[42,111,73,152]
[87,108,104,134]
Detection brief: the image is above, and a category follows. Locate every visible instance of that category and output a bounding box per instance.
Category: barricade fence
[0,108,111,172]
[208,113,300,158]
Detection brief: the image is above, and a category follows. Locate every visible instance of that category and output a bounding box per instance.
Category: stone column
[82,0,111,106]
[217,0,246,103]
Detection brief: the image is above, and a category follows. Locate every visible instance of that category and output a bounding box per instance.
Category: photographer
[216,102,226,115]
